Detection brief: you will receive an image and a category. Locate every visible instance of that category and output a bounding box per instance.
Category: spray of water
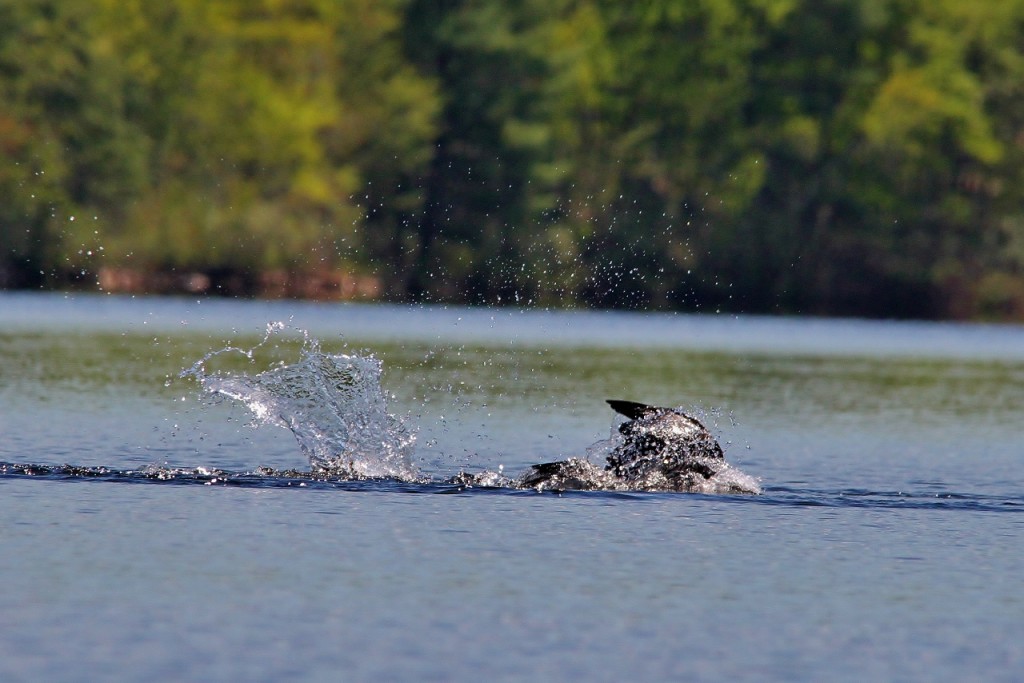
[178,324,758,493]
[181,323,419,480]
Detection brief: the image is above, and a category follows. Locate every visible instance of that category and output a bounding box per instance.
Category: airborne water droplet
[186,326,418,481]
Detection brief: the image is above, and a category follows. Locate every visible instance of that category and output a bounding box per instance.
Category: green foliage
[0,0,439,286]
[0,0,146,284]
[3,0,1024,318]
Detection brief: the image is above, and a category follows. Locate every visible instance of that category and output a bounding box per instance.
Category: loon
[518,400,756,494]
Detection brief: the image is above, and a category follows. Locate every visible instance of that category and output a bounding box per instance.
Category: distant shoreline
[8,267,385,302]
[5,266,1024,323]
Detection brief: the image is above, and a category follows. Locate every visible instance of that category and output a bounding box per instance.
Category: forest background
[4,0,1024,320]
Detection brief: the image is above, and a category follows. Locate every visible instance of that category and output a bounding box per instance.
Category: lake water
[2,292,1022,682]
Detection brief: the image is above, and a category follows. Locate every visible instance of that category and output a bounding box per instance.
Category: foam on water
[516,414,763,495]
[182,323,419,480]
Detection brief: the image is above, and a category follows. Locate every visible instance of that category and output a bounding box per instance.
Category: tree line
[3,0,1024,319]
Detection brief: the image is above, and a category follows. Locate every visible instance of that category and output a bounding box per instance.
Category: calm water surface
[1,292,1022,682]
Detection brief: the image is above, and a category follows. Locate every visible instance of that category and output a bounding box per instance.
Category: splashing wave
[182,324,419,481]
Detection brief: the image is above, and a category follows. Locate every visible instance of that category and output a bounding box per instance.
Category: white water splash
[183,324,418,480]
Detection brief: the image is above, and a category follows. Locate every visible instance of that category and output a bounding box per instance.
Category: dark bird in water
[517,400,757,494]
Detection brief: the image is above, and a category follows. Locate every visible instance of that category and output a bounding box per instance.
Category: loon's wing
[606,400,661,420]
[519,460,573,489]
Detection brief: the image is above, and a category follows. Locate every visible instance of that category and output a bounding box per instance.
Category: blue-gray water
[1,292,1022,681]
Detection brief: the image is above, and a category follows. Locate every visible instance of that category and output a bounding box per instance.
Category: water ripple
[752,485,1024,512]
[2,461,1021,511]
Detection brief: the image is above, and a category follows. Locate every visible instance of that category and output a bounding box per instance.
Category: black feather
[606,400,657,420]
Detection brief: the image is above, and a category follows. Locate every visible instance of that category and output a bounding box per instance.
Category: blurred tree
[520,0,790,309]
[856,0,1024,318]
[3,0,1024,318]
[701,0,1024,318]
[332,0,441,296]
[0,0,148,285]
[0,0,438,290]
[401,0,549,303]
[94,0,438,284]
[723,0,900,315]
